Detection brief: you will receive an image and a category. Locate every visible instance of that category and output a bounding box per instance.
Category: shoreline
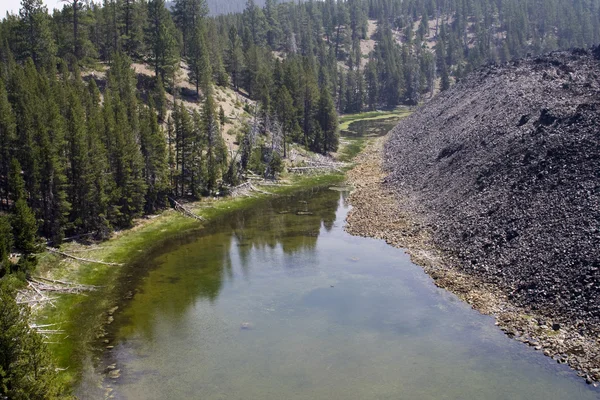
[32,111,401,391]
[344,135,600,385]
[34,174,346,387]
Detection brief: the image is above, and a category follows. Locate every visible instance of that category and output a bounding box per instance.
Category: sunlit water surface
[77,189,599,400]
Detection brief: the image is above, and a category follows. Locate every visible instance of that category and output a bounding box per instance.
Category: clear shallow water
[79,189,599,400]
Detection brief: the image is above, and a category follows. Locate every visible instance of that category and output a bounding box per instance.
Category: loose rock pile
[384,47,600,335]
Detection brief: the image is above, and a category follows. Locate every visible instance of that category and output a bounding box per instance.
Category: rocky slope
[383,47,600,335]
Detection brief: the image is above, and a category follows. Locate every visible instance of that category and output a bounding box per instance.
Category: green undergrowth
[338,138,368,162]
[34,172,345,387]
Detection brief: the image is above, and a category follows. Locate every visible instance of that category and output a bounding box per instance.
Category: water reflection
[86,188,600,400]
[111,188,342,341]
[342,117,401,138]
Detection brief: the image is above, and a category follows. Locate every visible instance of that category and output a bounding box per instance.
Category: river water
[77,187,599,400]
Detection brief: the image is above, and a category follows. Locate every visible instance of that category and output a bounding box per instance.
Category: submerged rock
[240,322,253,330]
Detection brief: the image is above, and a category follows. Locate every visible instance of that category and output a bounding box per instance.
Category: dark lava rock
[384,46,600,335]
[553,323,561,331]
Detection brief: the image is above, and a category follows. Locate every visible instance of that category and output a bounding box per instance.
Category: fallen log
[169,197,206,221]
[46,247,123,266]
[33,276,101,288]
[30,278,97,294]
[249,184,273,196]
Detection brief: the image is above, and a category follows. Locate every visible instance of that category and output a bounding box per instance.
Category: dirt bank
[345,136,600,385]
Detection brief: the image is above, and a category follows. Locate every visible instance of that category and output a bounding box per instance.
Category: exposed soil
[346,47,600,384]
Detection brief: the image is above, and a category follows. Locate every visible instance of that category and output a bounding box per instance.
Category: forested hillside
[0,0,599,277]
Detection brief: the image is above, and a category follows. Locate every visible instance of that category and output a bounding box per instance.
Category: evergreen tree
[243,0,267,47]
[121,0,147,57]
[153,77,168,122]
[226,26,244,91]
[84,79,111,237]
[140,99,169,212]
[9,159,38,258]
[17,0,56,67]
[146,0,180,84]
[188,21,211,95]
[173,0,208,57]
[264,0,282,48]
[202,93,225,193]
[316,87,339,154]
[0,216,12,276]
[0,80,16,209]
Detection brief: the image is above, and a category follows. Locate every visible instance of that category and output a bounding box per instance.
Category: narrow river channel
[77,187,599,399]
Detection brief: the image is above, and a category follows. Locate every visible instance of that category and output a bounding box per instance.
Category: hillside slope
[384,47,600,332]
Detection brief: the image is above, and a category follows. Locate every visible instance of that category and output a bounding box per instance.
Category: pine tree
[243,0,267,47]
[121,0,147,57]
[38,72,69,245]
[0,216,12,276]
[62,0,83,58]
[9,159,38,257]
[274,86,297,158]
[173,0,208,57]
[203,93,225,193]
[17,0,56,67]
[226,26,244,91]
[173,102,194,196]
[316,87,339,154]
[188,21,211,95]
[0,79,16,210]
[64,84,87,228]
[111,95,147,227]
[146,0,180,84]
[264,0,282,48]
[205,20,228,86]
[140,99,169,212]
[154,77,167,122]
[84,79,111,237]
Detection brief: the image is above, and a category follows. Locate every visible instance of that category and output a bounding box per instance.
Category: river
[77,187,599,399]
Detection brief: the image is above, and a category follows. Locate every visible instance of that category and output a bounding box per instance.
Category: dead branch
[47,247,123,266]
[249,184,273,196]
[29,278,97,294]
[169,197,206,221]
[32,276,101,289]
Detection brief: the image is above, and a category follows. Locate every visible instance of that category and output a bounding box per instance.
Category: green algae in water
[77,189,600,399]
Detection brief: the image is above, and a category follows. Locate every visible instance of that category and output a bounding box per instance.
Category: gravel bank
[346,47,600,383]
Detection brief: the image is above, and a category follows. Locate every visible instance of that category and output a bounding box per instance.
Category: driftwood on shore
[17,277,98,313]
[47,247,123,266]
[169,197,206,221]
[30,277,99,293]
[230,182,274,198]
